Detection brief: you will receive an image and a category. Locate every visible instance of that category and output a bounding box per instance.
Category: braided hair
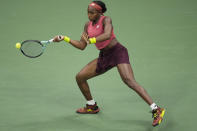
[93,1,107,13]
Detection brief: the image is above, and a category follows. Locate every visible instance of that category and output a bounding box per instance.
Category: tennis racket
[20,36,61,58]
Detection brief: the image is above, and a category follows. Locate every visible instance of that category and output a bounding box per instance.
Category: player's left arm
[94,16,113,42]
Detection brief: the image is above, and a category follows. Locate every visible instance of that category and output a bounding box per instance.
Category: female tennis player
[53,0,165,127]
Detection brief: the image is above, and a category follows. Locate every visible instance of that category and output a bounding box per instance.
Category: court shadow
[63,113,177,131]
[10,112,176,131]
[114,117,176,131]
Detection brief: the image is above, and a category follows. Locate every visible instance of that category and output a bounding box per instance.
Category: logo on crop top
[96,25,100,29]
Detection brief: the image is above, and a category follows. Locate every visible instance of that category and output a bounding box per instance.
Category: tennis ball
[15,42,21,49]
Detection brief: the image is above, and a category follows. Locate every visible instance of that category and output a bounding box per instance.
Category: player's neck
[92,15,101,25]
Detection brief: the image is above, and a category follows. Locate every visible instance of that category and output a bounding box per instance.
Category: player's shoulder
[103,16,112,21]
[84,21,90,32]
[85,21,89,25]
[85,21,92,27]
[84,21,89,28]
[103,16,112,24]
[104,16,111,19]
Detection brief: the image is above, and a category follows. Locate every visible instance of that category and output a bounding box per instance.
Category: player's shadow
[114,115,175,131]
[10,112,175,131]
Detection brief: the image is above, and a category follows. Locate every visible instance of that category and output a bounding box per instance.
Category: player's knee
[122,77,137,89]
[76,72,85,83]
[76,73,82,82]
[122,76,131,85]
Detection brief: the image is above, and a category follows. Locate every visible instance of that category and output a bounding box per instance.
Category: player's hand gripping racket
[19,36,62,58]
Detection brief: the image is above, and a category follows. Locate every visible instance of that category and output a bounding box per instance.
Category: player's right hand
[53,35,64,42]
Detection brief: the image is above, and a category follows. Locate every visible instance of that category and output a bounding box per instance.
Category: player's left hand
[82,32,90,44]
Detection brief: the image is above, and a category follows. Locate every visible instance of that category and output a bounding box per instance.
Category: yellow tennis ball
[15,42,21,49]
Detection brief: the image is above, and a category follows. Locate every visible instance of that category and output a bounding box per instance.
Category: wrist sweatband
[64,36,70,43]
[89,37,96,44]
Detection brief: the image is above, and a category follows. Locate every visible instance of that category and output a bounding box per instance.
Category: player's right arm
[54,22,89,50]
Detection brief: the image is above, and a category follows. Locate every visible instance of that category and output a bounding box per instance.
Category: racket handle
[41,39,54,44]
[47,35,61,43]
[48,39,54,43]
[41,35,62,44]
[48,35,61,43]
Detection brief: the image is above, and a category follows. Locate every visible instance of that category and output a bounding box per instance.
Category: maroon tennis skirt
[96,43,130,73]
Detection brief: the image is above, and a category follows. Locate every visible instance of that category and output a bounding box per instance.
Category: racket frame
[20,39,53,58]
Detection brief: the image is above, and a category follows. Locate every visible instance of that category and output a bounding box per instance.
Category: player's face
[87,6,100,21]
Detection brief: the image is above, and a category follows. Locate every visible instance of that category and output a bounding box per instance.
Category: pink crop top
[87,16,116,50]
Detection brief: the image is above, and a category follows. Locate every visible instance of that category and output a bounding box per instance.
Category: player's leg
[117,63,153,105]
[76,58,101,101]
[75,58,104,114]
[117,63,165,126]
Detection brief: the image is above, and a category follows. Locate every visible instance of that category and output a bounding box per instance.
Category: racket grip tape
[49,39,54,43]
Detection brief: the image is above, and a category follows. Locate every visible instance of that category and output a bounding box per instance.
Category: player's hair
[93,0,107,13]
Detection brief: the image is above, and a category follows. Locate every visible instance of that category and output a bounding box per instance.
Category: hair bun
[93,0,107,13]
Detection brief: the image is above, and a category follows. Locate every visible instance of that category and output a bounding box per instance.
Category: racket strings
[21,41,43,58]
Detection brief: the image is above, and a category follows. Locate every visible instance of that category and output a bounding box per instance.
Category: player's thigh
[77,58,100,80]
[117,63,136,82]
